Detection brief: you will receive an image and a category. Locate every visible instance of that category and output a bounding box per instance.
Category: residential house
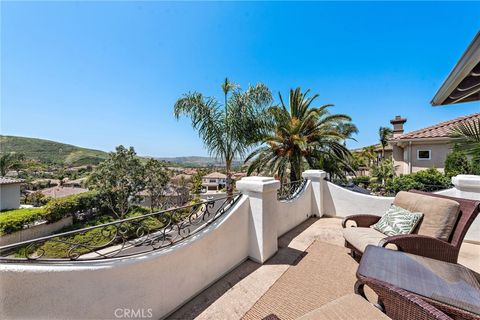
[0,177,23,210]
[389,113,480,175]
[63,177,87,188]
[202,172,226,191]
[39,186,88,199]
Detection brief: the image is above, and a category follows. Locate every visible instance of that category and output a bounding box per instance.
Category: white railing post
[451,175,480,200]
[236,177,280,263]
[451,175,480,243]
[302,170,327,217]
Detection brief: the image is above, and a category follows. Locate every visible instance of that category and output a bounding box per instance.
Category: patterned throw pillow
[372,205,423,236]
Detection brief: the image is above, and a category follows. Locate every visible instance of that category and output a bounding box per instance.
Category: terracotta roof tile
[391,113,480,141]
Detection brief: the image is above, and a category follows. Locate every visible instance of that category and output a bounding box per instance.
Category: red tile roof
[39,186,88,198]
[391,113,480,141]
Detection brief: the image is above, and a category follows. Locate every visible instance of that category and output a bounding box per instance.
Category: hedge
[0,208,47,235]
[0,191,102,235]
[385,168,451,195]
[44,191,102,222]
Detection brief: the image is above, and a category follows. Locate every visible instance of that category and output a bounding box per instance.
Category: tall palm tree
[174,78,272,196]
[245,88,352,182]
[0,152,25,176]
[378,126,393,160]
[450,118,480,162]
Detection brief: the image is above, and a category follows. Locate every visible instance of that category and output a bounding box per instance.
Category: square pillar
[302,170,327,217]
[236,177,280,263]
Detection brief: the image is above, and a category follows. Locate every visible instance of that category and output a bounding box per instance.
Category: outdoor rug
[242,241,359,320]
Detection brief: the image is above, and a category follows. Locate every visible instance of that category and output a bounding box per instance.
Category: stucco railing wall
[322,182,394,217]
[433,175,480,243]
[0,216,73,247]
[321,175,480,243]
[0,173,320,320]
[276,180,313,237]
[0,197,251,320]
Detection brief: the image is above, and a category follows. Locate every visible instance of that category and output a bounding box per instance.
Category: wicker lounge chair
[342,190,480,263]
[296,278,452,320]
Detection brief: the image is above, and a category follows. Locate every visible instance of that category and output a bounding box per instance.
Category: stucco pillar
[451,175,480,200]
[302,170,327,217]
[236,176,280,263]
[451,175,480,243]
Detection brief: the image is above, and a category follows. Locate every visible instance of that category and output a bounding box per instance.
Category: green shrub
[0,208,47,235]
[352,176,370,187]
[43,191,101,222]
[24,191,53,207]
[386,168,451,195]
[445,146,471,178]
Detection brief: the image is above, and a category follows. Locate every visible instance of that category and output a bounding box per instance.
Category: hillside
[156,156,243,167]
[0,135,109,166]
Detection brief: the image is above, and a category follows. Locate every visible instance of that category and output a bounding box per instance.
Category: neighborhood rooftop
[203,171,227,179]
[391,112,480,141]
[0,177,23,185]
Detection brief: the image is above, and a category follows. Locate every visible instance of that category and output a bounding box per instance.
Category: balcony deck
[169,217,480,319]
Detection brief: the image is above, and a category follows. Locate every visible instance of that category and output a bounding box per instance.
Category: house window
[417,150,431,160]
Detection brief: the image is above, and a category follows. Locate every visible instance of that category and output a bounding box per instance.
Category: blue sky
[2,1,479,157]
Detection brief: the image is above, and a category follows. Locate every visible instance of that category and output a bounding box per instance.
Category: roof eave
[431,32,480,106]
[389,136,461,144]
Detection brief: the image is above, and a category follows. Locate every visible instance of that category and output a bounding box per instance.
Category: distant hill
[0,135,109,166]
[156,156,243,167]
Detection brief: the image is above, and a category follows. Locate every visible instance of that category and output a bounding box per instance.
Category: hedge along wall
[0,216,73,246]
[0,191,101,236]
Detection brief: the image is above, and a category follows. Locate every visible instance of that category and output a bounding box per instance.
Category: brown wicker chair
[355,277,453,320]
[342,190,480,263]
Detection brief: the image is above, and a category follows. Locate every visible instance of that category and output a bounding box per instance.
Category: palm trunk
[225,159,234,198]
[289,156,301,182]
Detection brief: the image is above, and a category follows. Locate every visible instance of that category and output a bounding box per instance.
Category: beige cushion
[342,227,386,253]
[298,293,391,320]
[394,191,460,241]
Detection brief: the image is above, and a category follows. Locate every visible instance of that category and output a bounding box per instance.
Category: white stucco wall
[434,175,480,243]
[0,196,251,320]
[321,177,480,243]
[322,182,394,217]
[276,180,313,237]
[0,183,21,210]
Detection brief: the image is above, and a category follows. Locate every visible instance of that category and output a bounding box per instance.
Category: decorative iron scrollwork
[0,194,241,263]
[277,179,307,201]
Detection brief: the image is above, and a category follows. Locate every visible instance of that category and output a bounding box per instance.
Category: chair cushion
[394,191,460,241]
[372,205,423,236]
[342,227,386,253]
[298,293,391,320]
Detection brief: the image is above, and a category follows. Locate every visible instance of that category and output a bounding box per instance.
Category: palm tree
[360,145,376,167]
[378,126,393,160]
[450,119,480,162]
[337,122,359,146]
[174,78,272,196]
[0,152,25,176]
[245,88,352,182]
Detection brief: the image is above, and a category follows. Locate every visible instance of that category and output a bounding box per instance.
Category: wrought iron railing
[277,179,307,201]
[0,194,241,263]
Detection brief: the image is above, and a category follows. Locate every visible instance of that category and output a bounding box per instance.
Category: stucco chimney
[390,115,407,138]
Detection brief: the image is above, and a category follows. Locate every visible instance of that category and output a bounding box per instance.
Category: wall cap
[236,177,280,194]
[302,170,327,180]
[452,175,480,189]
